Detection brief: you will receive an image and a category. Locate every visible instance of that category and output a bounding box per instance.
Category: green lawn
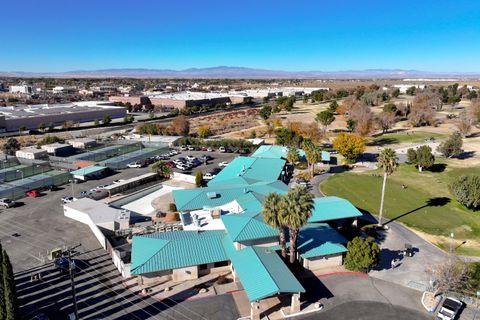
[369,131,447,146]
[321,162,480,255]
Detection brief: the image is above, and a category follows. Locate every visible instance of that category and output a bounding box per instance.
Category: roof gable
[208,156,286,187]
[131,230,228,275]
[309,196,363,223]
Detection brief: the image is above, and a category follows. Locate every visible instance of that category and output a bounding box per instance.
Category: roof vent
[207,192,217,199]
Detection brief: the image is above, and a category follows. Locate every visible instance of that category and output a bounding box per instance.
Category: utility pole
[65,244,82,320]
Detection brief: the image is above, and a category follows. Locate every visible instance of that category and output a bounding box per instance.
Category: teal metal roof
[251,145,330,162]
[70,165,107,176]
[173,180,288,211]
[308,196,363,223]
[251,145,306,160]
[222,212,279,242]
[296,224,347,258]
[223,237,305,302]
[208,156,286,186]
[131,230,228,275]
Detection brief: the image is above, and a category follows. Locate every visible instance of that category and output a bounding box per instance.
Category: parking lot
[165,148,237,177]
[0,149,243,319]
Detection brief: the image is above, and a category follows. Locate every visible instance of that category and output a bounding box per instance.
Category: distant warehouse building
[110,91,248,110]
[40,143,74,157]
[0,101,126,132]
[16,147,48,160]
[67,138,97,149]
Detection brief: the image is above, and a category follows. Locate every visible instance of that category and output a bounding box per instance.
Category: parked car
[186,155,196,161]
[112,179,125,184]
[203,172,217,180]
[187,145,195,151]
[180,145,188,151]
[96,185,109,190]
[169,149,178,155]
[218,161,229,167]
[127,161,143,168]
[200,146,208,151]
[61,196,77,204]
[219,146,226,153]
[200,154,212,161]
[0,198,15,208]
[176,164,189,171]
[436,297,463,320]
[79,191,92,198]
[46,185,58,191]
[207,147,213,152]
[26,189,41,197]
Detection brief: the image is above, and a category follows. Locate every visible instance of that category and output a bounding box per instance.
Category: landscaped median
[320,160,480,256]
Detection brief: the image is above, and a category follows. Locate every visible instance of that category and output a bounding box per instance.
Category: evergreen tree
[2,250,19,320]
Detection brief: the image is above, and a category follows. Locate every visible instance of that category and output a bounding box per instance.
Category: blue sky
[1,0,479,72]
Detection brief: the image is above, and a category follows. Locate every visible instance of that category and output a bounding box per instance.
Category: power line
[3,216,209,320]
[0,220,201,320]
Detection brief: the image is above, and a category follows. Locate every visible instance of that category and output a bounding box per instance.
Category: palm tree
[283,186,314,264]
[302,140,320,178]
[262,192,287,258]
[286,147,300,165]
[377,148,398,226]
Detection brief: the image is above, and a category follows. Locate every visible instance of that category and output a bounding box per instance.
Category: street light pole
[69,179,75,197]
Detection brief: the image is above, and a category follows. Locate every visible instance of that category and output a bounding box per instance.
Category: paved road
[367,215,450,289]
[295,301,429,320]
[295,274,429,320]
[0,164,241,319]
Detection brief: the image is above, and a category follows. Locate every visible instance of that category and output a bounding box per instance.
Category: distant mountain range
[1,66,480,79]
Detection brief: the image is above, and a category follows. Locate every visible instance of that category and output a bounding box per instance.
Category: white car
[169,150,178,155]
[61,196,77,204]
[203,173,216,180]
[180,145,187,151]
[436,297,463,320]
[112,179,125,184]
[218,161,229,167]
[186,155,196,161]
[0,198,15,208]
[219,146,226,153]
[176,164,189,171]
[207,147,213,152]
[187,146,195,151]
[127,162,142,168]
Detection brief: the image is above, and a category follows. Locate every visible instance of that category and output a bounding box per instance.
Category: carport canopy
[224,239,305,302]
[70,165,107,177]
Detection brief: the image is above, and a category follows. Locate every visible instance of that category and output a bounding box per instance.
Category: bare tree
[409,93,438,127]
[455,111,472,137]
[426,258,472,296]
[376,112,396,133]
[349,102,373,136]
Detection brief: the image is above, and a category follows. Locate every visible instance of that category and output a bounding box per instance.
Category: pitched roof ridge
[251,246,281,294]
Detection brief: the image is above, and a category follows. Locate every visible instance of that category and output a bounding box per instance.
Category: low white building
[67,138,97,149]
[15,147,48,160]
[40,143,74,156]
[9,85,37,95]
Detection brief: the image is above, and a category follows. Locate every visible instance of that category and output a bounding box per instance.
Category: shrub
[195,171,203,187]
[437,132,463,158]
[344,236,380,272]
[450,175,480,209]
